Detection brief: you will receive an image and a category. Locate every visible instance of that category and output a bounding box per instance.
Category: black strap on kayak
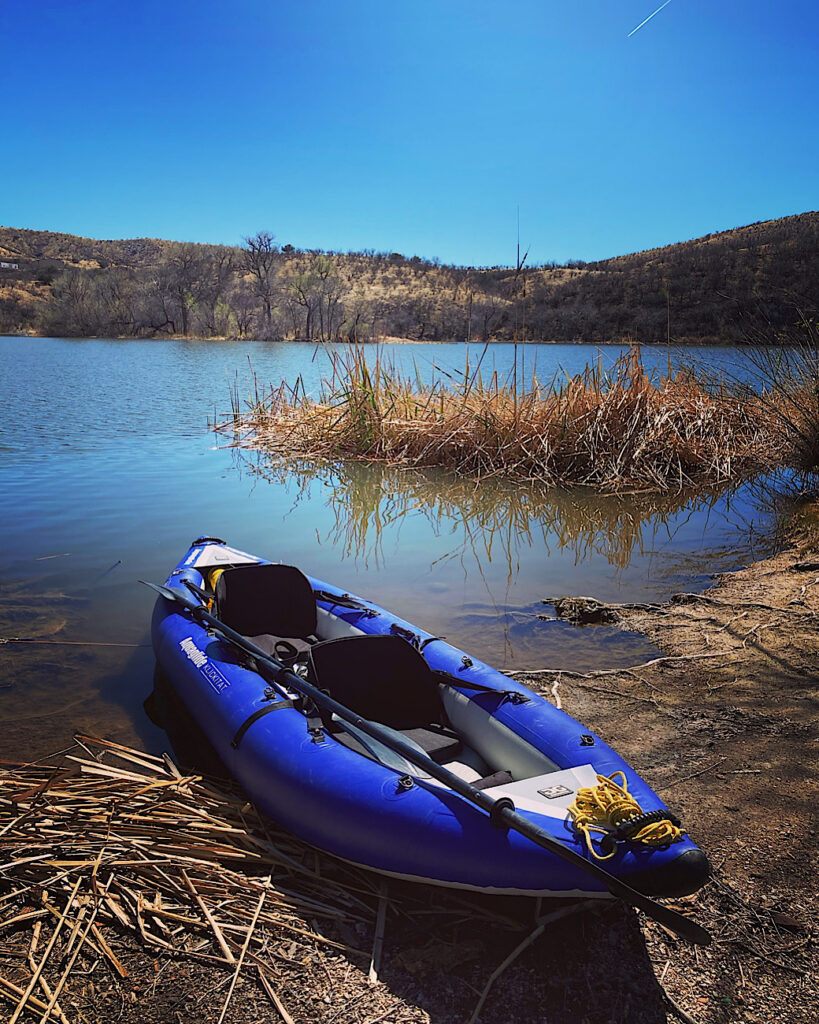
[304,698,327,743]
[141,579,711,947]
[390,625,447,652]
[257,671,326,744]
[433,669,531,705]
[314,590,378,616]
[389,623,420,648]
[271,639,300,664]
[230,699,296,749]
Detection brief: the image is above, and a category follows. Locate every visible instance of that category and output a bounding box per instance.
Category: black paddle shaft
[142,579,711,946]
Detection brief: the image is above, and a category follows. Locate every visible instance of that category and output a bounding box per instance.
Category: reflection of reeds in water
[219,345,774,490]
[239,453,759,573]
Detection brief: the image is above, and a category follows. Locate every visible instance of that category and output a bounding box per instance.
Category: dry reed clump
[0,736,537,1024]
[0,736,375,1023]
[219,347,776,490]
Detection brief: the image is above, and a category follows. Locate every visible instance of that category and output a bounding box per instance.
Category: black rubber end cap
[627,848,712,898]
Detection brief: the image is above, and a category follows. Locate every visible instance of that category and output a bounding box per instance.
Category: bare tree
[287,268,318,340]
[228,280,258,339]
[313,256,348,341]
[343,296,373,343]
[242,231,280,336]
[197,250,236,336]
[164,243,205,337]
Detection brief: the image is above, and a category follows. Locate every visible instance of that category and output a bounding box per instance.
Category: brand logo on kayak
[180,637,207,667]
[538,784,573,800]
[179,637,230,694]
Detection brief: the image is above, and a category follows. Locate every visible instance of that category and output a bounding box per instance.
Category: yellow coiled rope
[567,771,686,860]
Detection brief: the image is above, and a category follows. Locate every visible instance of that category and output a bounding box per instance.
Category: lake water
[0,337,778,760]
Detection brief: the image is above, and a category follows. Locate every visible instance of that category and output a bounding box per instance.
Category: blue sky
[2,1,817,265]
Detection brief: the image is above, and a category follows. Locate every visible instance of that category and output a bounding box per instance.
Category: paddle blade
[139,579,197,609]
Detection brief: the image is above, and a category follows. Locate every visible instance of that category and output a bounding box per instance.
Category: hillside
[0,227,175,268]
[1,213,816,343]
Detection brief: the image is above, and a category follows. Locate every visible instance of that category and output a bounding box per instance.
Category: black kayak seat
[215,564,318,659]
[401,725,462,763]
[244,634,313,663]
[472,769,514,791]
[308,634,462,762]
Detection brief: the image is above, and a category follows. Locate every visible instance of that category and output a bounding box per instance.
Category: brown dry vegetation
[219,347,783,491]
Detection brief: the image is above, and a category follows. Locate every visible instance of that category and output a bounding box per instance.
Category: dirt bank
[511,514,819,1023]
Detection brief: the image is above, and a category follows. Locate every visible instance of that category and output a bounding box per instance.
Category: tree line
[0,230,517,343]
[1,213,817,344]
[40,233,369,342]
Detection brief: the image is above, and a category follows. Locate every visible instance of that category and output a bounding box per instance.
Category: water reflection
[235,452,774,578]
[219,452,784,669]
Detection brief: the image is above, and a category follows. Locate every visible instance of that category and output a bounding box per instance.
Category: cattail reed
[218,346,780,490]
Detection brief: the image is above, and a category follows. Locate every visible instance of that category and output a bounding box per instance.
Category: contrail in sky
[627,0,673,37]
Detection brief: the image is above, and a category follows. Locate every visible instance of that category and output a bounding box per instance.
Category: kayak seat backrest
[215,564,318,641]
[309,635,460,760]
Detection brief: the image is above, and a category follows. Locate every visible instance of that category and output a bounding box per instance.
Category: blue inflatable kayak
[150,537,709,899]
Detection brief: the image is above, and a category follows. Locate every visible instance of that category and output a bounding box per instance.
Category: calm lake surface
[0,337,778,760]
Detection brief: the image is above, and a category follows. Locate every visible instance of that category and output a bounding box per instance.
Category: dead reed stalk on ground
[216,347,779,490]
[0,736,544,1024]
[0,736,376,1022]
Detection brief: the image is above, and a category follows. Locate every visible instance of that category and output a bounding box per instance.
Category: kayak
[149,536,710,899]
